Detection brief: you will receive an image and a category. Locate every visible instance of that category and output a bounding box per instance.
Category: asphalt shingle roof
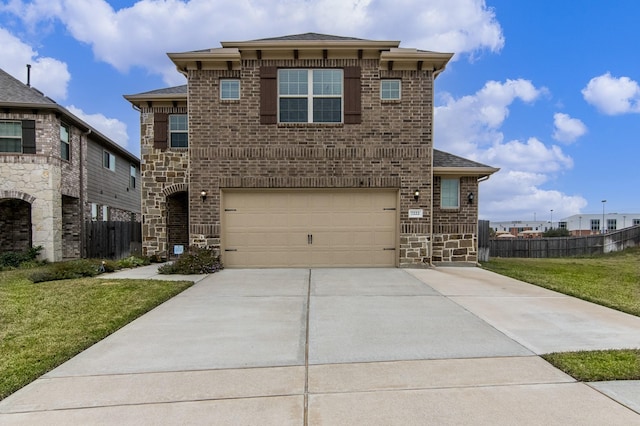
[134,85,188,96]
[433,149,493,169]
[252,33,365,42]
[0,69,57,105]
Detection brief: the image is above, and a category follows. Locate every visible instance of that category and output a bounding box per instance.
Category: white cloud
[65,105,129,149]
[0,26,70,100]
[435,79,586,221]
[552,112,587,143]
[436,78,544,154]
[582,72,640,115]
[7,0,504,84]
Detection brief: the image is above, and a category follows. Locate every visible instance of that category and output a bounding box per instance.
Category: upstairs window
[220,79,240,100]
[607,219,617,231]
[103,150,116,171]
[441,178,460,209]
[634,219,640,226]
[278,69,343,123]
[381,79,401,100]
[130,164,137,189]
[60,124,70,161]
[590,219,600,232]
[0,121,22,153]
[169,114,188,148]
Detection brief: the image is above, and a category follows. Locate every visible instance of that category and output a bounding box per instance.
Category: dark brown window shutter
[21,120,36,154]
[344,66,361,124]
[154,113,168,149]
[260,66,278,124]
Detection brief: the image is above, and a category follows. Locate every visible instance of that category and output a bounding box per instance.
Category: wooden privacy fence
[84,221,142,260]
[489,225,640,258]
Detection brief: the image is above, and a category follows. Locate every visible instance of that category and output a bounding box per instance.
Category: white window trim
[220,79,240,100]
[91,203,98,221]
[381,79,401,100]
[102,205,109,221]
[278,69,343,124]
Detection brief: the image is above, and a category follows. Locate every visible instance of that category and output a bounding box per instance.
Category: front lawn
[0,268,192,400]
[482,247,640,381]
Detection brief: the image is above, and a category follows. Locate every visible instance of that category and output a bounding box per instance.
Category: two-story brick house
[125,34,497,267]
[0,68,141,262]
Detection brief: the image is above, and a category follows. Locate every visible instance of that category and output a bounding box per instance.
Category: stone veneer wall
[399,234,430,266]
[0,159,62,261]
[139,109,189,258]
[432,233,477,263]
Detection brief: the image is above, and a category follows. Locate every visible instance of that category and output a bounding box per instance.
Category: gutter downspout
[81,128,91,257]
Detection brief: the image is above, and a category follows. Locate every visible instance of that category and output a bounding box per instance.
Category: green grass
[482,247,640,381]
[482,247,640,317]
[543,350,640,381]
[0,267,192,400]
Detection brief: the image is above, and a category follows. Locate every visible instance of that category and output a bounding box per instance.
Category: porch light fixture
[467,192,474,204]
[200,190,207,202]
[414,189,420,202]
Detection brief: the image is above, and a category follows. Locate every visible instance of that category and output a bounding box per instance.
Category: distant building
[560,214,640,236]
[491,213,640,238]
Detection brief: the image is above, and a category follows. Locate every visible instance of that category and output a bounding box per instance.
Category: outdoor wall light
[467,192,474,204]
[414,189,420,202]
[200,190,207,202]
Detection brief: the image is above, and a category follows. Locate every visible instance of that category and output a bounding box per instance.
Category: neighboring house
[124,33,498,267]
[0,68,141,262]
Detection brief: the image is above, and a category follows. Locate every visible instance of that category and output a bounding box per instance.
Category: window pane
[279,98,308,122]
[0,122,22,137]
[221,80,240,99]
[0,138,21,152]
[313,98,341,122]
[279,70,308,95]
[171,133,189,148]
[169,114,188,131]
[60,125,69,142]
[381,80,401,100]
[103,151,110,168]
[441,179,459,208]
[313,70,342,95]
[61,140,70,160]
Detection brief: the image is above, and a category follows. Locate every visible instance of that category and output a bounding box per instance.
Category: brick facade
[127,35,497,266]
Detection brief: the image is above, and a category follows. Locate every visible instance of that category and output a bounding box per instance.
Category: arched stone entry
[166,191,189,258]
[0,198,32,253]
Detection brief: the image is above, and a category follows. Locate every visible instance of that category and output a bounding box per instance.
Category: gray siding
[86,139,140,214]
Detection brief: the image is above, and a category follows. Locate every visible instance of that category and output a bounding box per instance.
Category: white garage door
[222,190,397,267]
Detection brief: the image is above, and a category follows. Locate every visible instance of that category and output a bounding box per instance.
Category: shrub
[0,246,43,270]
[29,259,102,283]
[158,247,223,275]
[117,256,150,269]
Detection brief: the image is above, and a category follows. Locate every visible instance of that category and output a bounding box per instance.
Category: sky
[1,0,639,222]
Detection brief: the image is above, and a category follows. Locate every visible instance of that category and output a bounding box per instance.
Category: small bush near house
[0,246,44,270]
[158,247,223,275]
[117,256,150,269]
[28,259,103,283]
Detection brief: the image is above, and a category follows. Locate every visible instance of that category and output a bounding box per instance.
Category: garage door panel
[223,190,397,267]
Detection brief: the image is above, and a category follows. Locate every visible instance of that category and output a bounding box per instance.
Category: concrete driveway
[1,267,639,424]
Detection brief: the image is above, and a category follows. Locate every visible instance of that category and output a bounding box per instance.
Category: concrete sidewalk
[1,267,639,424]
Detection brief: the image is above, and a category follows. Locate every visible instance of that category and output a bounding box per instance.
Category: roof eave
[434,166,500,179]
[220,39,400,50]
[123,93,188,105]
